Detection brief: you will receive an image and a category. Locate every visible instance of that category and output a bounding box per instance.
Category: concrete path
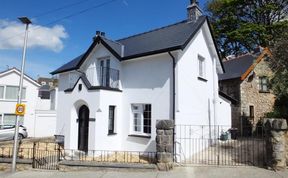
[0,166,287,178]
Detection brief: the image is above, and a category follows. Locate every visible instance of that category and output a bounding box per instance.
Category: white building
[0,68,57,137]
[51,2,231,153]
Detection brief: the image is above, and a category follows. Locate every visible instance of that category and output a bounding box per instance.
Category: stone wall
[240,59,275,127]
[155,120,174,171]
[265,118,287,170]
[286,132,288,166]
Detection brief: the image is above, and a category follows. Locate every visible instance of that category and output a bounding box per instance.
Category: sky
[0,0,207,79]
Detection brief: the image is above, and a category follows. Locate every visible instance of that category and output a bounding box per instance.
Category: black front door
[78,105,89,152]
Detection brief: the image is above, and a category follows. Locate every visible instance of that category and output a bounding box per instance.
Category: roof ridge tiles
[116,20,188,42]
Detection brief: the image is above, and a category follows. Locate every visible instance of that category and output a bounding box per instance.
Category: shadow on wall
[125,136,156,152]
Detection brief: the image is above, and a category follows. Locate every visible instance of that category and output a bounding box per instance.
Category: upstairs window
[259,76,269,92]
[198,55,206,79]
[131,104,151,135]
[5,86,26,100]
[0,86,3,99]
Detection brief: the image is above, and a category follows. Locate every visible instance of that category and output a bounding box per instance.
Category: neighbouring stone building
[219,48,275,133]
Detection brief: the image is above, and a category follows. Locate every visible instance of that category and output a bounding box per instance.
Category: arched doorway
[78,105,89,152]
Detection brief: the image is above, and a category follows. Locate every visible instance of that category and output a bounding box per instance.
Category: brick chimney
[187,0,202,22]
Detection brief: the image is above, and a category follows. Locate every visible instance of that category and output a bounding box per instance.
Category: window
[131,104,151,134]
[0,86,3,99]
[41,81,46,85]
[5,86,26,100]
[100,58,110,87]
[259,76,269,92]
[198,55,205,78]
[3,114,24,125]
[249,105,254,119]
[108,106,116,134]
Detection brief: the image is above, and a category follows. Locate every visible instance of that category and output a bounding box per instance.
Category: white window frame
[0,85,26,101]
[0,85,4,99]
[130,104,152,136]
[198,55,206,79]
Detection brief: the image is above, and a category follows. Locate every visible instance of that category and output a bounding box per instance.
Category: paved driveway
[0,166,287,178]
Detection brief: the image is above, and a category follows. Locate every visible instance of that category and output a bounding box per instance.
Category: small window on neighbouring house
[108,106,116,134]
[249,105,254,118]
[41,81,46,85]
[0,86,4,99]
[3,114,24,125]
[198,55,205,78]
[131,104,152,134]
[78,84,82,91]
[259,76,269,92]
[5,86,26,100]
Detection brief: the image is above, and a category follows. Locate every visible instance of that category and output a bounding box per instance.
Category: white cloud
[0,19,68,52]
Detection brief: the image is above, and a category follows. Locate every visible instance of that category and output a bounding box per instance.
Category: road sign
[15,104,26,116]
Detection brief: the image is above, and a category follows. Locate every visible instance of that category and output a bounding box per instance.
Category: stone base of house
[58,161,157,172]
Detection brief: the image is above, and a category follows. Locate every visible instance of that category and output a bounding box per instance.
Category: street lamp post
[11,17,31,172]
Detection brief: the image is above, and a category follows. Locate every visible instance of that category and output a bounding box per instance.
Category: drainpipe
[168,52,176,162]
[212,57,217,138]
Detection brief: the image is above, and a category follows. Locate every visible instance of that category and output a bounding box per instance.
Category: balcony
[86,67,120,89]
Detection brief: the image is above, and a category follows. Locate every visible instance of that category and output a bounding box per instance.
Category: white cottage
[51,1,229,153]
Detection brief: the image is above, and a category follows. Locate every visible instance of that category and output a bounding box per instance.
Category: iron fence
[175,125,267,167]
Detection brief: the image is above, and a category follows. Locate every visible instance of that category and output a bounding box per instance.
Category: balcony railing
[99,67,119,89]
[86,67,119,89]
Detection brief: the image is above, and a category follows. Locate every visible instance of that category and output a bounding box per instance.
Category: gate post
[156,120,174,171]
[264,118,288,170]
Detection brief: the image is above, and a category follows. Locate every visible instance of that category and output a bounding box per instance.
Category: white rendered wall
[176,24,216,127]
[33,110,56,137]
[121,53,173,152]
[216,96,232,127]
[175,22,224,161]
[0,71,39,137]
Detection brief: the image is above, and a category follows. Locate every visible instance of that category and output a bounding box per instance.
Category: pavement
[0,166,287,178]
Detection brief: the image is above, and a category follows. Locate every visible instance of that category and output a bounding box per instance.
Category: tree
[206,0,288,56]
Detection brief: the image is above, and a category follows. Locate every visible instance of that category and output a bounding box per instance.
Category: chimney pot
[100,32,105,37]
[96,31,101,36]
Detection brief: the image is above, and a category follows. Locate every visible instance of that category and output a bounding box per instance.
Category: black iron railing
[175,125,267,167]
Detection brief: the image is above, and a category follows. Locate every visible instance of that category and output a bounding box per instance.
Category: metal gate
[32,142,60,170]
[175,125,266,167]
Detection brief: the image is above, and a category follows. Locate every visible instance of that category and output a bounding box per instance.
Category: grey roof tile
[51,16,208,74]
[219,54,256,81]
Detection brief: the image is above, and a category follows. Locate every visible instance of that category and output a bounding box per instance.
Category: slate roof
[51,16,212,75]
[218,54,256,81]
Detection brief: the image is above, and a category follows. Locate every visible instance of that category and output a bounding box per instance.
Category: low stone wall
[286,132,288,166]
[156,120,174,171]
[265,118,288,170]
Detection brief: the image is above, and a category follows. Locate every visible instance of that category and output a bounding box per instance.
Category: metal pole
[11,20,30,172]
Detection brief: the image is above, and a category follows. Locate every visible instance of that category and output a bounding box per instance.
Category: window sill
[0,99,27,102]
[107,133,117,136]
[259,90,270,93]
[128,134,151,139]
[198,76,208,82]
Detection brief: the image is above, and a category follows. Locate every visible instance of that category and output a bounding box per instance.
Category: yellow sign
[15,104,26,116]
